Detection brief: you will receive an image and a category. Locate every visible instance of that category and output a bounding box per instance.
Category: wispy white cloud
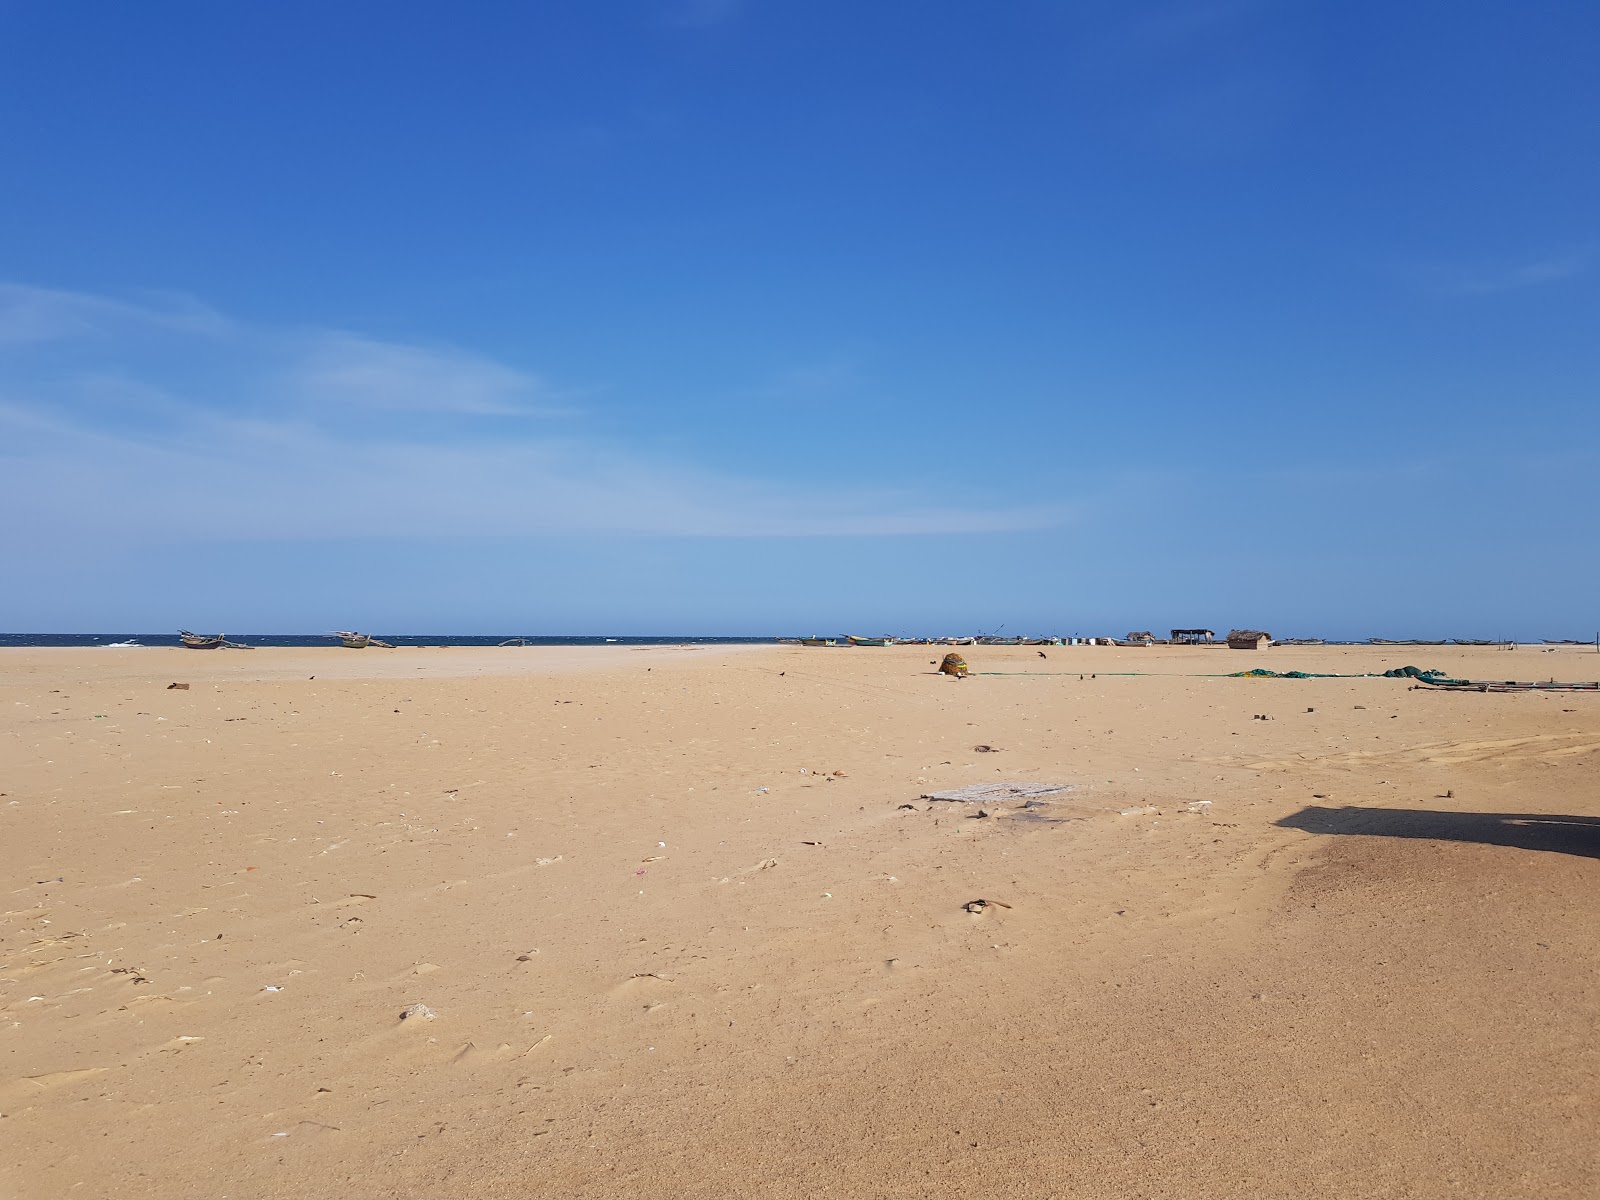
[1439,248,1592,296]
[1066,0,1308,160]
[0,282,231,346]
[0,283,1067,544]
[1113,0,1277,52]
[290,333,567,416]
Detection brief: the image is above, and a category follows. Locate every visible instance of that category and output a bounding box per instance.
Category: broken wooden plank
[920,782,1074,804]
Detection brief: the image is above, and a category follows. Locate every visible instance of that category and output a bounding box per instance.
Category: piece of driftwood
[920,782,1073,803]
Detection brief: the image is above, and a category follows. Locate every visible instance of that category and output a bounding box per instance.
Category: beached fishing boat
[847,635,892,647]
[800,638,837,647]
[1542,639,1589,645]
[178,630,253,650]
[1371,638,1447,646]
[333,631,395,649]
[1423,676,1599,693]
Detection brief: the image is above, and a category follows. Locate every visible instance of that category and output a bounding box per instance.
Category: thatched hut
[1171,628,1215,644]
[1226,630,1273,650]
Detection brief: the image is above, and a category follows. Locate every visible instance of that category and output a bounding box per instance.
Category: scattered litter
[922,782,1072,804]
[1119,805,1159,817]
[399,1003,437,1021]
[896,803,917,810]
[1181,801,1213,814]
[801,840,823,846]
[973,744,1000,753]
[963,899,1012,914]
[534,856,562,867]
[166,682,190,690]
[515,950,539,961]
[756,858,778,870]
[755,787,769,794]
[968,809,990,820]
[262,985,283,993]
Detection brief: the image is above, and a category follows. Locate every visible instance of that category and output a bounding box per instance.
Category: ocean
[0,633,774,649]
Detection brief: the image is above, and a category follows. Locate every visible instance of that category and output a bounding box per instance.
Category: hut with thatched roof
[1226,630,1273,650]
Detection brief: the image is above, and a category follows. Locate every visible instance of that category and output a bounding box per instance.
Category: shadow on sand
[1276,806,1600,860]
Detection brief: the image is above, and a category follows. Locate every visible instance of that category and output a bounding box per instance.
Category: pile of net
[1229,665,1466,684]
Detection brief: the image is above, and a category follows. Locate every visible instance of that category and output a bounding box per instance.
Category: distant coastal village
[776,630,1583,649]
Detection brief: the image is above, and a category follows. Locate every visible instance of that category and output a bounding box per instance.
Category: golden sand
[3,643,1597,1198]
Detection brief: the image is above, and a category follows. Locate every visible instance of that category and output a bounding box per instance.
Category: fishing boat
[1371,638,1447,646]
[800,638,837,647]
[847,635,892,647]
[1451,639,1500,646]
[332,631,395,649]
[1277,638,1326,646]
[178,630,253,650]
[1424,677,1600,693]
[1542,639,1589,645]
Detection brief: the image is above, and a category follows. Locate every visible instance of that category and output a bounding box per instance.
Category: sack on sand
[939,653,969,677]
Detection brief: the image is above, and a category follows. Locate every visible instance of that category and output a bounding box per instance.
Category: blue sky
[2,1,1596,636]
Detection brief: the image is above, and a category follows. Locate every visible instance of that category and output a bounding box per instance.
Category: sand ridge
[2,643,1596,1198]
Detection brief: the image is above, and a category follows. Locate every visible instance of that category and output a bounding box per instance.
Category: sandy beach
[3,642,1596,1199]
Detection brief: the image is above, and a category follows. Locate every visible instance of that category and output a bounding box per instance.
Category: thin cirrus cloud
[0,282,231,346]
[1415,247,1593,297]
[291,333,572,417]
[0,282,1065,544]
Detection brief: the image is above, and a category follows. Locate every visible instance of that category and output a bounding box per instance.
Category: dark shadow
[1276,806,1600,860]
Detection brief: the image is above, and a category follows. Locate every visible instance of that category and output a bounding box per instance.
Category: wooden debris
[920,782,1072,804]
